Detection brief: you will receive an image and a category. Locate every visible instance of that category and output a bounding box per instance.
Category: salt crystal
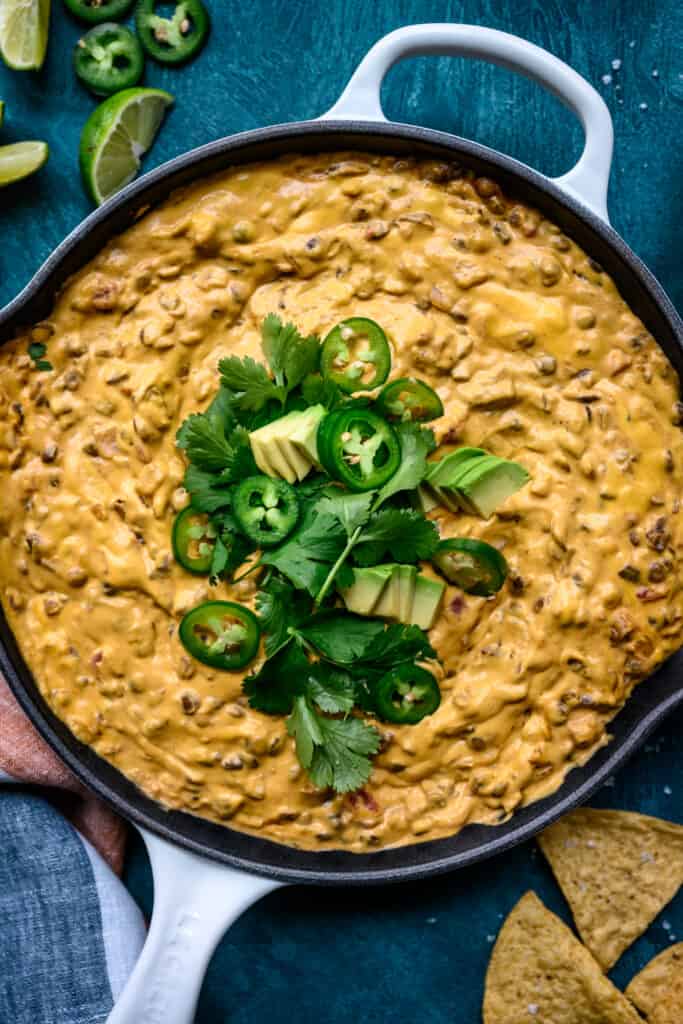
[528,1006,539,1017]
[664,785,672,795]
[586,839,597,848]
[612,59,622,70]
[601,74,612,85]
[641,851,654,863]
[639,102,649,110]
[652,68,659,78]
[487,934,495,943]
[427,916,437,924]
[629,40,636,47]
[603,776,615,788]
[663,920,671,930]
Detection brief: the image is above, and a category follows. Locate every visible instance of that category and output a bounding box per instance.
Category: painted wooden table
[2,2,682,1020]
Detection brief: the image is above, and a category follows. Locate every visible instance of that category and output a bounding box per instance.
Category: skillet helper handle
[321,23,614,223]
[107,828,281,1024]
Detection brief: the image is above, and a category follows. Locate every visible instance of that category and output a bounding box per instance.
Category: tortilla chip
[650,974,683,1024]
[482,891,642,1024]
[538,809,683,970]
[625,943,683,1018]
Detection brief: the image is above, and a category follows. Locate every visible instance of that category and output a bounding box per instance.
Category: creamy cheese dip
[1,152,682,851]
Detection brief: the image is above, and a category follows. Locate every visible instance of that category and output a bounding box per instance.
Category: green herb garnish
[28,341,52,372]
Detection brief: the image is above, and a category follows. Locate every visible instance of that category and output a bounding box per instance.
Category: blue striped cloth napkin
[0,776,145,1023]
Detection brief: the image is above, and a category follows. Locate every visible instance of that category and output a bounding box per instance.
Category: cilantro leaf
[287,694,322,767]
[260,511,347,596]
[208,511,256,580]
[305,664,357,714]
[28,341,46,361]
[316,490,375,538]
[243,644,308,714]
[176,413,240,472]
[301,373,344,410]
[374,422,432,508]
[353,509,440,565]
[287,697,379,793]
[297,613,385,664]
[184,465,233,513]
[256,576,312,657]
[356,622,436,667]
[218,355,279,412]
[261,314,321,395]
[209,535,230,579]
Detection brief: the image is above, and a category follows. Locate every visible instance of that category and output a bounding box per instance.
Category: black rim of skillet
[1,120,683,885]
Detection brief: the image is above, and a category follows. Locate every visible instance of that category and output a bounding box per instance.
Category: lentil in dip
[1,152,682,850]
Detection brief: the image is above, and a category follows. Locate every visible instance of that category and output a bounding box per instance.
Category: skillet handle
[321,23,614,223]
[106,828,282,1024]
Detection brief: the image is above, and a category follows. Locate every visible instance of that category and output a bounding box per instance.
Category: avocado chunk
[439,454,504,514]
[458,459,529,518]
[415,484,439,515]
[275,437,310,482]
[426,447,487,487]
[397,565,417,622]
[288,404,325,465]
[250,431,287,480]
[374,567,402,620]
[249,406,325,483]
[410,575,445,630]
[339,565,393,615]
[425,448,488,513]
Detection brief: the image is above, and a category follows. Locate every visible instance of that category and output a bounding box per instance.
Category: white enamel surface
[321,23,614,222]
[106,828,281,1024]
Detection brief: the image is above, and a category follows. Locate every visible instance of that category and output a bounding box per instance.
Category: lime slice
[0,0,51,70]
[79,86,173,205]
[0,140,48,186]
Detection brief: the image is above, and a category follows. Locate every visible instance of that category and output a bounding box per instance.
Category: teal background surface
[2,1,683,1020]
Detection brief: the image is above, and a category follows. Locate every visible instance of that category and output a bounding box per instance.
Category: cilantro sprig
[288,696,380,793]
[244,587,436,792]
[219,315,321,413]
[174,313,447,794]
[312,422,435,605]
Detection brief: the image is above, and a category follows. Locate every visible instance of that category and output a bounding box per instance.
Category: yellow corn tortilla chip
[649,974,683,1024]
[538,809,683,970]
[625,943,683,1018]
[482,891,642,1024]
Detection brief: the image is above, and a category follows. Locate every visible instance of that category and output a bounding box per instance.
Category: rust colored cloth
[0,675,126,874]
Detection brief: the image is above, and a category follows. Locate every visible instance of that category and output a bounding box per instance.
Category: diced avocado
[289,404,325,465]
[339,565,393,615]
[262,434,298,483]
[440,455,503,514]
[428,483,464,515]
[458,459,529,518]
[249,407,325,483]
[275,437,310,482]
[414,484,439,515]
[425,448,489,514]
[249,432,279,479]
[374,568,402,620]
[397,565,417,622]
[426,447,487,487]
[444,454,502,489]
[410,575,445,630]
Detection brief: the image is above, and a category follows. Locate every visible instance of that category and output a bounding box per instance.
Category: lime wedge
[0,0,51,70]
[79,86,173,205]
[0,140,48,186]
